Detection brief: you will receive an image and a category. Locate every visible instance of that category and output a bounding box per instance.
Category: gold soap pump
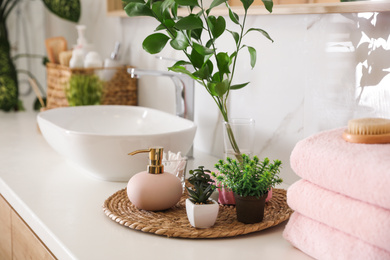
[126,147,183,211]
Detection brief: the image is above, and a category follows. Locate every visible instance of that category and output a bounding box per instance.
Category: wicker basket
[45,63,137,110]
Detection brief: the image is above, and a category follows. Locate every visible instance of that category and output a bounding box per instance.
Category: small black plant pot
[233,192,268,224]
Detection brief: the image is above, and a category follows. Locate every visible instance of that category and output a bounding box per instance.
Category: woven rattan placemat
[103,188,292,238]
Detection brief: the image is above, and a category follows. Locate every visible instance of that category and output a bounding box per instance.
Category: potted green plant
[0,0,81,111]
[186,166,219,228]
[212,154,282,224]
[123,0,274,161]
[66,74,103,106]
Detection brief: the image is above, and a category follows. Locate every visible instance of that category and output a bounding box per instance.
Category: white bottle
[74,25,94,59]
[69,49,84,68]
[84,51,103,68]
[102,42,121,81]
[104,41,121,68]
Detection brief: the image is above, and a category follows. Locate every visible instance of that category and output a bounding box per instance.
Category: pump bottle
[127,147,183,211]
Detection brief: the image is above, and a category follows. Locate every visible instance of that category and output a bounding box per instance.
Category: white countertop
[0,111,310,260]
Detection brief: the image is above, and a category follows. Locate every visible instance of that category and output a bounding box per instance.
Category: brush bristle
[348,118,390,135]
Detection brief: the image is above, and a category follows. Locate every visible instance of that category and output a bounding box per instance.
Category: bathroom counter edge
[0,111,308,260]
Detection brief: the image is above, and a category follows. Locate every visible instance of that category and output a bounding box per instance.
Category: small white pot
[185,198,219,228]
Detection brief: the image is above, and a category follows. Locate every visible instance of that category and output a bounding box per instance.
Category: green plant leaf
[162,0,176,12]
[155,19,175,31]
[193,42,214,56]
[207,16,226,39]
[193,60,213,80]
[207,0,227,12]
[227,30,239,45]
[214,79,229,97]
[261,0,273,13]
[247,46,256,69]
[230,51,237,60]
[174,0,199,7]
[230,82,249,90]
[207,82,218,96]
[123,0,143,4]
[191,28,203,41]
[240,0,254,11]
[41,0,81,22]
[152,1,165,20]
[205,39,214,49]
[227,4,239,24]
[212,72,221,82]
[205,60,214,76]
[172,60,192,67]
[169,65,199,80]
[170,31,189,50]
[216,52,230,76]
[175,15,203,30]
[125,2,154,17]
[142,33,170,54]
[245,28,274,42]
[171,3,178,18]
[190,49,204,69]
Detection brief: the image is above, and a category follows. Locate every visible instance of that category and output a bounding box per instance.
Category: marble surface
[8,1,390,185]
[0,112,310,260]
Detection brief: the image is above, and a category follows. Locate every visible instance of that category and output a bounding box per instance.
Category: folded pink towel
[290,128,390,210]
[283,212,390,260]
[288,179,390,252]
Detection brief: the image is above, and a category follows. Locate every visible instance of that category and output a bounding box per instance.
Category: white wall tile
[11,1,390,185]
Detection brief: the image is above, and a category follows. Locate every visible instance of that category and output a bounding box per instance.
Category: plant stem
[224,117,243,162]
[229,9,248,89]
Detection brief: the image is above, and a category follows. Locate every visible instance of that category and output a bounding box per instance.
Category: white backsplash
[11,1,390,185]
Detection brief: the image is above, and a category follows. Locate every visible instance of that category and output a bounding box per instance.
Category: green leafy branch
[123,0,274,159]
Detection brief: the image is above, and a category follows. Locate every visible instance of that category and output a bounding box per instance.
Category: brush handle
[342,130,390,144]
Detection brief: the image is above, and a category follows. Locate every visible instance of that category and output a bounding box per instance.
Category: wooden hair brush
[342,118,390,144]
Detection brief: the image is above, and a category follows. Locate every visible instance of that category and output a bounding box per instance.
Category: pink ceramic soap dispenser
[127,147,183,211]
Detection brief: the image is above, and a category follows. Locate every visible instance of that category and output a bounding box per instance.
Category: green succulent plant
[186,166,216,204]
[212,154,283,198]
[123,0,274,160]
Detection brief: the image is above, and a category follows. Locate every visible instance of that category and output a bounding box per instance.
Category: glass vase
[222,118,255,159]
[219,118,255,205]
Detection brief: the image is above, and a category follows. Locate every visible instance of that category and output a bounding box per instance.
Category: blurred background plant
[66,74,103,106]
[0,0,81,111]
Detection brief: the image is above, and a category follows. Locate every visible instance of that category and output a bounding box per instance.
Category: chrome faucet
[129,67,195,158]
[128,68,194,122]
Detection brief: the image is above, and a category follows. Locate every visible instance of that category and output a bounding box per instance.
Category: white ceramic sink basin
[37,105,197,181]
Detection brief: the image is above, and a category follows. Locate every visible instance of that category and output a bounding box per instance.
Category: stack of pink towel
[283,128,390,259]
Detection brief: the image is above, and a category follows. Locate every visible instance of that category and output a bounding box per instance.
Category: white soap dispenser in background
[84,51,103,68]
[101,42,122,81]
[69,48,84,68]
[104,41,121,68]
[127,147,183,211]
[69,25,96,68]
[74,25,94,58]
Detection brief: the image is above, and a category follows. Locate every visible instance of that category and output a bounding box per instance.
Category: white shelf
[108,0,390,16]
